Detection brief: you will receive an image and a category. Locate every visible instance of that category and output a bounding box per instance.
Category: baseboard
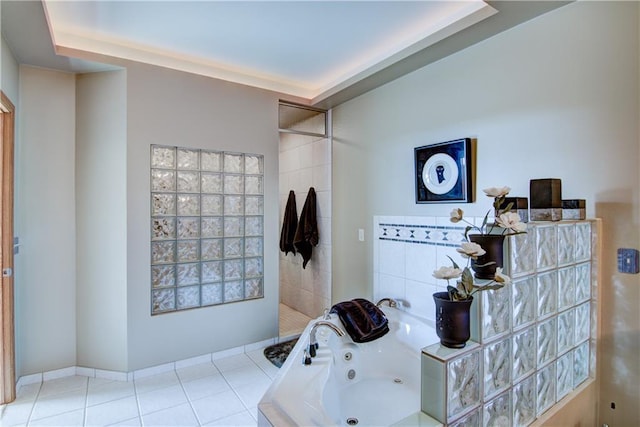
[16,336,278,389]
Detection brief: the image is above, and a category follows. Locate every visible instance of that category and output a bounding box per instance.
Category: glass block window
[150,145,264,314]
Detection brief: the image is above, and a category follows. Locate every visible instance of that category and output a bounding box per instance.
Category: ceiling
[2,1,571,108]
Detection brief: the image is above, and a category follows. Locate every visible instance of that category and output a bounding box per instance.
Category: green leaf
[464,225,472,241]
[481,211,489,233]
[461,268,474,294]
[447,285,464,301]
[447,255,460,270]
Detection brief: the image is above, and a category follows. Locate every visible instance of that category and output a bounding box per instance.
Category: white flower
[450,208,464,223]
[494,267,511,285]
[496,212,527,233]
[456,242,486,259]
[483,186,511,198]
[433,266,463,280]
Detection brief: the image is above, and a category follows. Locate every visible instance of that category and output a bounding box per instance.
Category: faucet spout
[376,298,398,308]
[308,321,345,358]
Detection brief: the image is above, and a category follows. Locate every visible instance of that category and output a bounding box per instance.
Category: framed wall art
[415,138,473,203]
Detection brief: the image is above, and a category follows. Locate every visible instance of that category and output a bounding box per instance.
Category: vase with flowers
[450,186,527,279]
[432,248,512,348]
[430,186,526,348]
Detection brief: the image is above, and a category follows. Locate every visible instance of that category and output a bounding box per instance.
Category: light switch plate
[617,248,639,274]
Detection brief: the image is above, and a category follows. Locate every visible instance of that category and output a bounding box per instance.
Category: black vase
[469,234,505,280]
[433,292,473,349]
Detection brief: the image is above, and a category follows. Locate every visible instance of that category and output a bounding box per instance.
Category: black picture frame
[415,138,473,203]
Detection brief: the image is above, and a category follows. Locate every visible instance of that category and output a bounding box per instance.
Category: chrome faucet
[307,321,345,359]
[376,298,398,308]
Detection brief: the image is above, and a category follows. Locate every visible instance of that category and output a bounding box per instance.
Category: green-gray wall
[16,61,281,374]
[332,2,639,425]
[125,62,280,370]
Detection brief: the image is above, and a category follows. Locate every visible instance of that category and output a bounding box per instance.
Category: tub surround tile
[512,374,536,426]
[483,390,511,427]
[392,218,598,427]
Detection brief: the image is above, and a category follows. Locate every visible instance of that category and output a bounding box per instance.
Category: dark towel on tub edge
[330,298,389,343]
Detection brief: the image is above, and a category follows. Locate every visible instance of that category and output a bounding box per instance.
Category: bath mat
[263,338,298,368]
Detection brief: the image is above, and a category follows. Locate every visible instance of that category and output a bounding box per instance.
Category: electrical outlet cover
[617,248,639,274]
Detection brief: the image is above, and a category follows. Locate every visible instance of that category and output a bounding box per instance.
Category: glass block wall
[150,145,264,314]
[374,216,598,426]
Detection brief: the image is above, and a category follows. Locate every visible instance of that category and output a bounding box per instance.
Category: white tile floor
[0,349,281,427]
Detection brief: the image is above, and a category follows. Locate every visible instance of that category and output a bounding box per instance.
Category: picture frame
[415,138,473,203]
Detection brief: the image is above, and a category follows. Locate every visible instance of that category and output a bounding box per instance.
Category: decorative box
[562,199,586,220]
[496,197,528,223]
[530,179,562,221]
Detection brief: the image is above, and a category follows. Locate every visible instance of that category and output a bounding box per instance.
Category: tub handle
[308,342,318,358]
[303,349,312,365]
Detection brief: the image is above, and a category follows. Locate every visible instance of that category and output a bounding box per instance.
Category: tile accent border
[378,222,467,247]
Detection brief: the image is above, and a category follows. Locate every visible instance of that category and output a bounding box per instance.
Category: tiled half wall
[373,216,599,426]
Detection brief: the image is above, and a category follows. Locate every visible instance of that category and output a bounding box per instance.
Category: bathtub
[258,305,443,426]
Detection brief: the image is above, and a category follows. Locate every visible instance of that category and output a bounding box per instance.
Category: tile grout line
[174,368,204,426]
[25,381,43,426]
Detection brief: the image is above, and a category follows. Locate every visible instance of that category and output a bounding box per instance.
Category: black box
[562,199,586,220]
[530,178,562,221]
[497,197,529,223]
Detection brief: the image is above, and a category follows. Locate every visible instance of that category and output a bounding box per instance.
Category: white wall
[279,131,332,318]
[332,2,638,425]
[17,66,77,374]
[76,70,128,371]
[125,62,281,370]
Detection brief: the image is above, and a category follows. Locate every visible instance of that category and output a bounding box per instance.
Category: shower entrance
[277,101,331,338]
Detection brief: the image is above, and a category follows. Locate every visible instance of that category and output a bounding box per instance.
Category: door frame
[0,91,15,404]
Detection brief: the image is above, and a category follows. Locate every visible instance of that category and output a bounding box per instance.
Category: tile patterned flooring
[0,348,281,427]
[1,349,281,427]
[1,305,313,427]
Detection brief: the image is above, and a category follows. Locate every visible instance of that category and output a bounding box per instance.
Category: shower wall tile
[280,135,332,318]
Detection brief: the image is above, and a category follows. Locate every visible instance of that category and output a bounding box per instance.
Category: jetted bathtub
[258,305,443,426]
